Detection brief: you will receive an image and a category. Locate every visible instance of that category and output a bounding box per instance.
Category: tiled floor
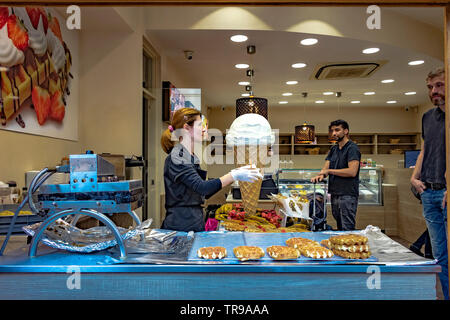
[0,234,446,300]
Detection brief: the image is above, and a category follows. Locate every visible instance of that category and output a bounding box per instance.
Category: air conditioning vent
[312,61,387,80]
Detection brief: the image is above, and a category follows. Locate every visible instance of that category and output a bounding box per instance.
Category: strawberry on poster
[0,6,78,141]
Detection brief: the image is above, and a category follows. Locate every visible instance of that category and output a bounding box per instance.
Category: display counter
[276,168,383,205]
[0,227,439,300]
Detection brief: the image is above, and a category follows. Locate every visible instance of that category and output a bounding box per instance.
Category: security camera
[184,51,194,60]
[405,107,410,112]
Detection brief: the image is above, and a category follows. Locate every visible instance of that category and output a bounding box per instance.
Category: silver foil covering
[22,218,153,253]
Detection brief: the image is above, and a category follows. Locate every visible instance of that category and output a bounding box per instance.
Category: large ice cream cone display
[226,113,275,216]
[0,7,72,126]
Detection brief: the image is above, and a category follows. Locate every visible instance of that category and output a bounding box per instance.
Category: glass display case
[275,168,383,206]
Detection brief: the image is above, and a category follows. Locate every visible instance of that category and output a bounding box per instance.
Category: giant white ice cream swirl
[0,24,24,67]
[226,113,275,146]
[46,28,65,71]
[13,7,48,56]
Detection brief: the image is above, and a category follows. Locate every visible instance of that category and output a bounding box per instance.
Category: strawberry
[0,7,9,29]
[48,13,62,42]
[26,7,40,29]
[7,15,29,51]
[49,90,65,122]
[31,86,51,125]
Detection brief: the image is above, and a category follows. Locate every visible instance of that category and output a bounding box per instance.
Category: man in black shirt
[411,67,448,300]
[311,120,361,230]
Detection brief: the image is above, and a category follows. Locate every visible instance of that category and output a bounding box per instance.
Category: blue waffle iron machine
[0,152,144,259]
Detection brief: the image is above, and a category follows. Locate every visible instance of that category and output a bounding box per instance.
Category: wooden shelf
[210,133,419,156]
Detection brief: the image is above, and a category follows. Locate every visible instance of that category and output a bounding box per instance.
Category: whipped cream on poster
[0,24,24,67]
[13,7,47,56]
[226,113,275,146]
[46,28,65,71]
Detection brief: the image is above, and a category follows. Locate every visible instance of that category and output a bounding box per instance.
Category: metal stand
[28,209,132,260]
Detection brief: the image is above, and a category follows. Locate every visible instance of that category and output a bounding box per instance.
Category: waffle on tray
[332,249,372,260]
[233,246,265,261]
[285,237,320,249]
[266,245,301,260]
[197,246,227,259]
[328,234,368,246]
[298,245,334,259]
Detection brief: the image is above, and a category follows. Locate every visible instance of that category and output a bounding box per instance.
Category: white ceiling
[147,7,444,109]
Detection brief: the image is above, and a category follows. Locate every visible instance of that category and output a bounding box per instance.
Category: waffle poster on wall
[0,6,78,141]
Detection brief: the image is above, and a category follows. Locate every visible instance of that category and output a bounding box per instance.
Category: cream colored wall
[0,132,82,187]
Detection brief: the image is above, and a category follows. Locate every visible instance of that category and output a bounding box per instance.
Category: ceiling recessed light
[286,80,298,85]
[351,100,360,104]
[279,101,288,104]
[408,60,424,66]
[315,100,325,104]
[404,92,416,95]
[381,79,395,83]
[323,92,334,95]
[300,38,318,46]
[364,92,375,95]
[292,63,307,69]
[362,48,380,54]
[238,81,250,86]
[230,35,248,42]
[387,100,397,104]
[241,93,250,97]
[282,92,293,96]
[235,64,249,69]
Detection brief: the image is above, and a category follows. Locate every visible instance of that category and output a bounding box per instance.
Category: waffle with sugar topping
[328,234,368,246]
[286,237,320,249]
[197,246,227,259]
[299,245,334,259]
[233,246,265,261]
[266,245,301,260]
[333,249,372,260]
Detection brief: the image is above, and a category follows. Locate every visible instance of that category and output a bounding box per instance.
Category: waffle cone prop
[234,145,269,216]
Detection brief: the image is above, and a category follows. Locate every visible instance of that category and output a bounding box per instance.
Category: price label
[369,170,376,176]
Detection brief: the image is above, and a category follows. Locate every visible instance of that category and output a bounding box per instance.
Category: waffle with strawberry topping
[0,7,72,127]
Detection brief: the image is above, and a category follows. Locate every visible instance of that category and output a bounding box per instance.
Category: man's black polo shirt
[421,107,446,185]
[325,140,361,197]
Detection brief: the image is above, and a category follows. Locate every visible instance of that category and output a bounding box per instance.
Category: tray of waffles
[321,234,372,259]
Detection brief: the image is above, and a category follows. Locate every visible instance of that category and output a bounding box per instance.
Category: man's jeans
[421,188,449,300]
[331,194,358,231]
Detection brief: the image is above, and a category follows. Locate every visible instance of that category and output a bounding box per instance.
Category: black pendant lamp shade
[236,97,268,119]
[295,123,315,144]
